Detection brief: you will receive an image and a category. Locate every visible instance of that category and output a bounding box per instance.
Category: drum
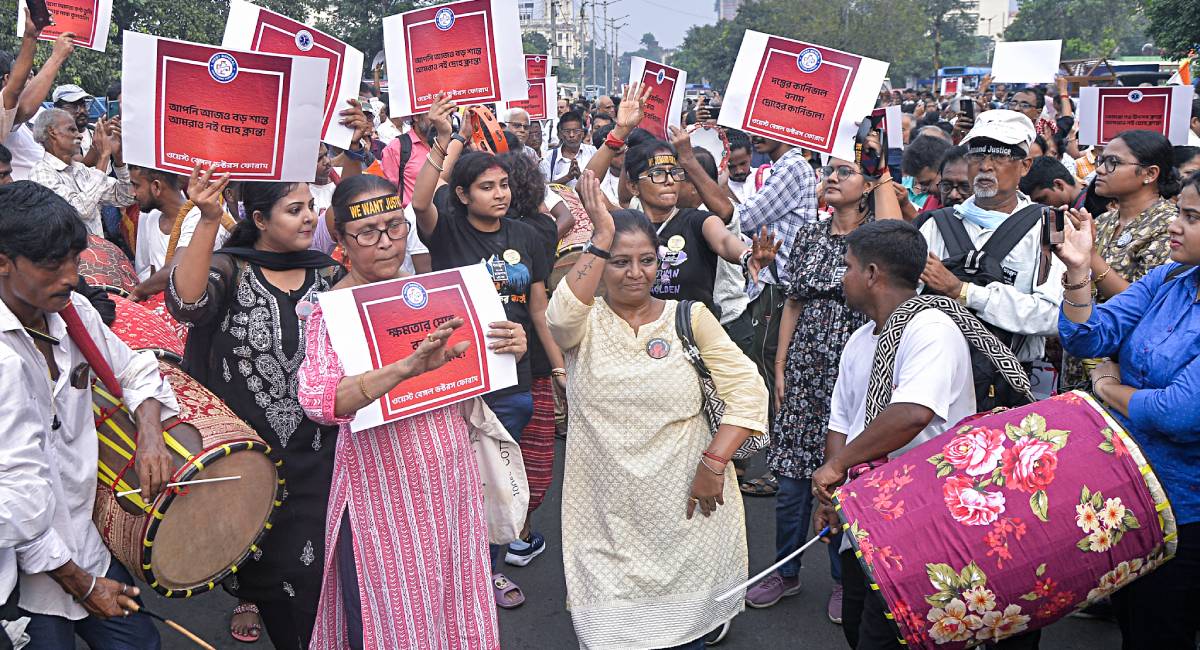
[78,235,138,295]
[108,294,185,363]
[834,391,1176,649]
[686,123,731,172]
[92,361,280,597]
[548,184,595,290]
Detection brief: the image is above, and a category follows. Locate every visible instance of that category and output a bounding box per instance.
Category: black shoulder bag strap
[1166,264,1195,283]
[398,134,413,202]
[932,208,975,258]
[979,204,1045,263]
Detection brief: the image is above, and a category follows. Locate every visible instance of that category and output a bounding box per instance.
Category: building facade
[518,0,582,63]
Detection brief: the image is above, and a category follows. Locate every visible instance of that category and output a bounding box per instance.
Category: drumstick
[714,526,832,602]
[115,475,242,497]
[129,603,216,650]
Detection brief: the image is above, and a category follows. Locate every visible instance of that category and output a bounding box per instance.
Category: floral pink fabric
[298,306,499,650]
[836,391,1176,649]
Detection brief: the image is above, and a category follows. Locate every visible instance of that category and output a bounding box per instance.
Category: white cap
[960,109,1036,152]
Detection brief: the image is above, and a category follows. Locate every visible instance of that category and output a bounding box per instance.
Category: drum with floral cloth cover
[107,294,185,363]
[834,391,1177,649]
[78,234,139,295]
[549,183,594,290]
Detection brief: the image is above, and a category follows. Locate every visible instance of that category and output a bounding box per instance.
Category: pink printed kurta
[298,306,499,650]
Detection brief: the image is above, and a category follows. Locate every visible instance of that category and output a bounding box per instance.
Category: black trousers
[1111,522,1200,649]
[840,551,1041,650]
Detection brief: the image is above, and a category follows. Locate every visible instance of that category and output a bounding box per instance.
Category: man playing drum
[0,181,178,649]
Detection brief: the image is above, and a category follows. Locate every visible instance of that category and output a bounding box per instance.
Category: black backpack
[927,204,1046,411]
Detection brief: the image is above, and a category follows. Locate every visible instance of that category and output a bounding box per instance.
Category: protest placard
[319,265,517,431]
[222,0,364,149]
[17,0,112,52]
[383,0,526,116]
[719,30,888,160]
[525,53,550,78]
[628,57,686,140]
[990,40,1061,84]
[940,77,960,96]
[500,55,556,121]
[121,31,326,181]
[1078,85,1195,146]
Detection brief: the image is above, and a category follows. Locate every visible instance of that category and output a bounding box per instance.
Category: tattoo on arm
[575,257,596,280]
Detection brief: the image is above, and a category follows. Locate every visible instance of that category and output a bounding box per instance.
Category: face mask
[903,175,929,210]
[954,196,1010,230]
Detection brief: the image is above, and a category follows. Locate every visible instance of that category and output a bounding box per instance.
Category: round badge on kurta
[646,338,670,359]
[667,235,686,252]
[503,249,521,265]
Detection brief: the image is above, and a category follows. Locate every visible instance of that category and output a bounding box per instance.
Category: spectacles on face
[639,166,687,184]
[966,152,1025,166]
[913,178,939,194]
[938,180,972,195]
[346,218,410,247]
[819,165,862,181]
[508,122,529,132]
[1006,100,1036,111]
[560,128,585,137]
[1095,155,1146,175]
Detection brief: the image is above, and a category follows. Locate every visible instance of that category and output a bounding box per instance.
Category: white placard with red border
[499,55,556,121]
[990,40,1061,84]
[718,31,888,161]
[222,0,364,150]
[319,265,517,432]
[383,0,526,117]
[1078,85,1195,146]
[121,31,326,181]
[17,0,112,52]
[628,56,686,140]
[884,104,904,150]
[939,77,960,96]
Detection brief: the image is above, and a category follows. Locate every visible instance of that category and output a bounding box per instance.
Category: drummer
[0,181,178,649]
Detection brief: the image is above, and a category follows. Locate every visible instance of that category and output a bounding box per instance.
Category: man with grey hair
[502,107,539,160]
[917,109,1064,411]
[28,108,133,236]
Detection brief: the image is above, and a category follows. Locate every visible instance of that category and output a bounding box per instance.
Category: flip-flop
[740,475,779,497]
[230,601,262,643]
[492,573,526,609]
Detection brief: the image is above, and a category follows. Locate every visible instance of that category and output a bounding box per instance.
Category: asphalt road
[104,440,1122,650]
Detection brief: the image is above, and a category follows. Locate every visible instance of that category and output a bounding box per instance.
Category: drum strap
[863,295,1033,427]
[61,303,123,398]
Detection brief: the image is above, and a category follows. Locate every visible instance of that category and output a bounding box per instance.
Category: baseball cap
[52,84,92,104]
[960,109,1035,152]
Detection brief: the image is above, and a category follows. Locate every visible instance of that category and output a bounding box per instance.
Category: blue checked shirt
[735,148,818,300]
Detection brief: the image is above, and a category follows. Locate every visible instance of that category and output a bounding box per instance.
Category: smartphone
[959,96,975,120]
[27,0,54,31]
[1044,207,1066,246]
[706,105,721,121]
[106,99,120,120]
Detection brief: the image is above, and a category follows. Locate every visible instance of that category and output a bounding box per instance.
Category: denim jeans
[485,390,534,569]
[775,475,841,582]
[22,558,160,650]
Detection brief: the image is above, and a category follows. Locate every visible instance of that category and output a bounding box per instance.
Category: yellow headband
[343,195,402,222]
[646,154,678,169]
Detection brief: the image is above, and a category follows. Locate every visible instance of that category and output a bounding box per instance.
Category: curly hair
[497,149,545,218]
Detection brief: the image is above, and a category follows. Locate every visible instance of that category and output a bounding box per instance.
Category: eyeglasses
[560,128,585,136]
[346,219,410,246]
[819,165,862,181]
[639,166,687,184]
[913,178,939,194]
[1095,155,1146,175]
[507,122,529,131]
[938,181,972,195]
[1006,100,1036,111]
[966,152,1025,165]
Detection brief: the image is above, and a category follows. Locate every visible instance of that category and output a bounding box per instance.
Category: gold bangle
[358,374,376,402]
[429,155,445,173]
[1062,270,1092,291]
[700,457,725,476]
[1093,266,1111,285]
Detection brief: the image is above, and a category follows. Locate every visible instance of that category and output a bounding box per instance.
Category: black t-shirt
[509,210,559,378]
[651,208,722,319]
[420,186,550,396]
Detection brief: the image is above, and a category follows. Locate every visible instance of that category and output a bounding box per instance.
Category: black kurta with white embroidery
[167,253,340,609]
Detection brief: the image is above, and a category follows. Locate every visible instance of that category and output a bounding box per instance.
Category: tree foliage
[1142,0,1200,59]
[522,31,550,55]
[668,0,988,89]
[1003,0,1149,59]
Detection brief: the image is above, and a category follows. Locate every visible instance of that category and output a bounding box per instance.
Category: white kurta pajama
[548,285,768,649]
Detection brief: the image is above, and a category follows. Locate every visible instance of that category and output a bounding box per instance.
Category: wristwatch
[957,282,970,305]
[449,133,468,146]
[582,241,611,260]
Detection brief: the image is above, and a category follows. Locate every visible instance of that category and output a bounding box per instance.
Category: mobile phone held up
[1044,206,1066,246]
[27,0,54,32]
[106,100,120,120]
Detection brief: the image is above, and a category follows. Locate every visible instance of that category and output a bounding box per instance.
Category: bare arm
[16,32,74,124]
[5,12,41,111]
[563,170,614,305]
[671,126,734,223]
[773,297,801,409]
[171,166,231,304]
[411,93,456,237]
[548,200,575,239]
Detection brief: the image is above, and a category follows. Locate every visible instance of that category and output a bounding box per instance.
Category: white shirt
[28,153,135,237]
[0,294,178,619]
[375,119,401,145]
[134,205,231,281]
[829,309,976,457]
[599,171,621,205]
[539,144,597,189]
[728,177,761,203]
[400,206,429,276]
[5,120,45,182]
[918,197,1065,362]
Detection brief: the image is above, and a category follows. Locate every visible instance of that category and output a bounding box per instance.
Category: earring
[1143,179,1150,184]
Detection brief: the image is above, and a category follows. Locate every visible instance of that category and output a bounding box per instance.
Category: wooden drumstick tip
[128,603,216,650]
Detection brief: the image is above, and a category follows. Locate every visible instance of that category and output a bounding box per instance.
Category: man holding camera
[916,110,1065,411]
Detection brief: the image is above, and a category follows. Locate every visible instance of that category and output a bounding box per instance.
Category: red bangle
[605,132,626,150]
[702,451,729,465]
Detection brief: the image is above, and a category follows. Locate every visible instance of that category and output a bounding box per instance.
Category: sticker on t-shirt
[658,244,688,268]
[667,235,686,252]
[1001,266,1018,285]
[481,255,531,304]
[503,249,521,265]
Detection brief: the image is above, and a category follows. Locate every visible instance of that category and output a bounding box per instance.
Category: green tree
[1143,0,1200,59]
[1002,0,1148,59]
[522,31,551,55]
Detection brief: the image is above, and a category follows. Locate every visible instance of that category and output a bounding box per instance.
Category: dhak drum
[78,234,138,295]
[107,295,185,364]
[92,361,280,597]
[834,391,1176,649]
[549,184,594,290]
[686,123,731,172]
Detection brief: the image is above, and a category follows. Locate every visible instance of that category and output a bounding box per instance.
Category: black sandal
[739,474,779,497]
